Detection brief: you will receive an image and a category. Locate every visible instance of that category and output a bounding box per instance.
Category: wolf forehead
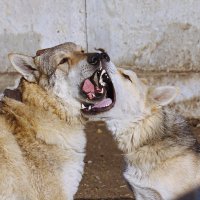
[34,42,85,69]
[36,42,83,56]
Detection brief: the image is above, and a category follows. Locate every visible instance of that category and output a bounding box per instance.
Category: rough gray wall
[87,0,200,70]
[0,0,86,72]
[86,0,200,120]
[0,0,200,120]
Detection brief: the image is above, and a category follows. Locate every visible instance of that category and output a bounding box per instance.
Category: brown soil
[75,122,200,200]
[75,122,134,200]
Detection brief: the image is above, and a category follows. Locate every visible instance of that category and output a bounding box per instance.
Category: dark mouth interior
[80,67,116,114]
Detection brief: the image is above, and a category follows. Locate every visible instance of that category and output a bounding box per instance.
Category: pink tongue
[82,79,95,93]
[93,98,112,108]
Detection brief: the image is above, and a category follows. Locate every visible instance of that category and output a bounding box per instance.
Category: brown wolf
[80,58,200,200]
[0,42,102,200]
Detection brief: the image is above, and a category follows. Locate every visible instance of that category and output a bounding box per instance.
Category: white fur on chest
[36,120,86,200]
[124,158,200,200]
[61,152,85,200]
[123,165,164,200]
[60,131,86,200]
[123,164,149,188]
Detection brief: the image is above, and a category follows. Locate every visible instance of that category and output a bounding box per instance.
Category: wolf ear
[8,53,37,82]
[151,86,178,106]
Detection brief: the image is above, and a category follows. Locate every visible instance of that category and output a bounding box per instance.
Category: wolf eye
[59,57,69,65]
[122,73,132,82]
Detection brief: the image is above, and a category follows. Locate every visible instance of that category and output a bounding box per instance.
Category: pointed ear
[151,86,178,106]
[8,53,37,82]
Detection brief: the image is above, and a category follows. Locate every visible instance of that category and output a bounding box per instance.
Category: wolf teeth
[88,105,92,110]
[99,69,109,86]
[81,104,86,109]
[99,74,106,86]
[99,88,104,93]
[99,78,106,86]
[101,70,106,76]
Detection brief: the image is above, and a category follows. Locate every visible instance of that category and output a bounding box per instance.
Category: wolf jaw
[80,55,116,114]
[81,68,116,114]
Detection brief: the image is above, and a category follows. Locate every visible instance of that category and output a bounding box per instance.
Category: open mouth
[80,67,116,114]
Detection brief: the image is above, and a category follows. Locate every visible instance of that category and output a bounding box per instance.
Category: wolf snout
[87,53,100,66]
[87,52,110,66]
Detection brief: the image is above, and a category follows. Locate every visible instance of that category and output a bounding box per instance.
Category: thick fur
[0,42,97,200]
[85,63,200,200]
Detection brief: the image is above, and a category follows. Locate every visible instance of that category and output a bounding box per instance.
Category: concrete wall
[0,0,86,72]
[0,0,200,120]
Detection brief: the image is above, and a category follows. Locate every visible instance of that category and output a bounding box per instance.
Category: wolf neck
[107,108,195,172]
[2,80,86,152]
[106,108,165,152]
[20,79,84,126]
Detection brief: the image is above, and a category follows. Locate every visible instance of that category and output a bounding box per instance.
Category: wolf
[80,55,200,200]
[0,42,103,200]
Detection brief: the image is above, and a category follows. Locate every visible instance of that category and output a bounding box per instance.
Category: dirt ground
[75,121,200,200]
[75,121,134,200]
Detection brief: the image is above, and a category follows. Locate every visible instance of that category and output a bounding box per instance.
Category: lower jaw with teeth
[81,98,112,112]
[81,68,114,113]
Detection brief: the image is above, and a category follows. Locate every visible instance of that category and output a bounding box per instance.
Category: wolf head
[8,42,100,117]
[80,56,178,128]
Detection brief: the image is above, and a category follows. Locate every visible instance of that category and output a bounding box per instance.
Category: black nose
[87,53,100,66]
[87,52,110,66]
